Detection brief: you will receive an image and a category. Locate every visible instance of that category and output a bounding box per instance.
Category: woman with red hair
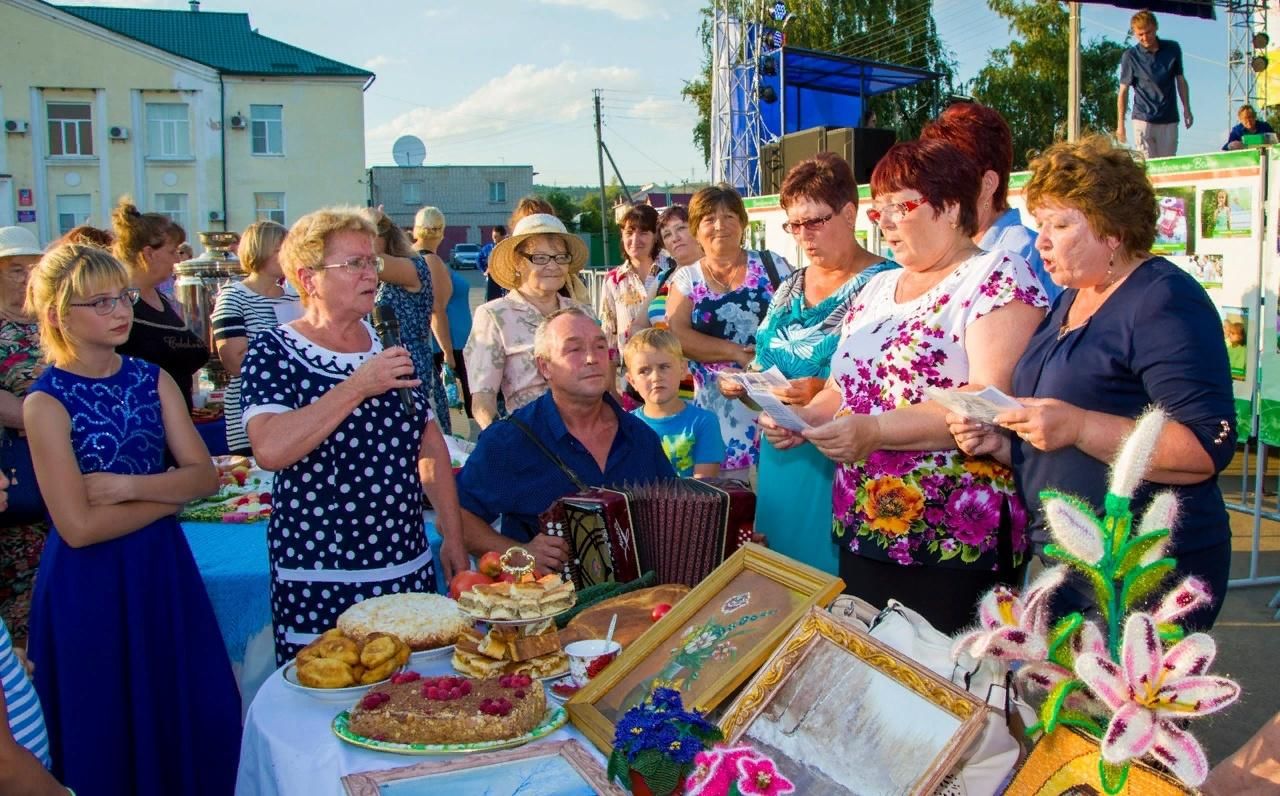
[921,101,1059,301]
[762,139,1048,633]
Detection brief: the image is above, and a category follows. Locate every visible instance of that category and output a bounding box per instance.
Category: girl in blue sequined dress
[23,245,241,795]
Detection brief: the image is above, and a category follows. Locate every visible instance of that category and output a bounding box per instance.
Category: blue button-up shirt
[980,207,1061,302]
[1119,39,1184,124]
[457,391,676,542]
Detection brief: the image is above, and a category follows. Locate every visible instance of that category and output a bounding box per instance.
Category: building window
[56,194,91,235]
[402,181,423,206]
[154,193,188,231]
[254,192,285,224]
[250,105,283,155]
[47,102,93,157]
[488,181,506,203]
[145,103,191,158]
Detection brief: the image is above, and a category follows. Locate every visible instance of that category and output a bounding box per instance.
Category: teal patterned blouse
[754,260,898,379]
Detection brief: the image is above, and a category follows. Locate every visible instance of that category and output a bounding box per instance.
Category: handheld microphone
[370,305,416,417]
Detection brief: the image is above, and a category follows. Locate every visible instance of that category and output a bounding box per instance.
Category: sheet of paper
[925,386,1023,424]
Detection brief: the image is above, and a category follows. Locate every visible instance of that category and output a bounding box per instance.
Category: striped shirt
[211,280,302,452]
[1,621,50,769]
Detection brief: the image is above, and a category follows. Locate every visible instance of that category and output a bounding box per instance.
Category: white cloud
[367,61,641,161]
[362,55,404,71]
[536,0,668,22]
[619,97,696,129]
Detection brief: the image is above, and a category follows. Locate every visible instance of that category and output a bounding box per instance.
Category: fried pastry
[297,657,356,689]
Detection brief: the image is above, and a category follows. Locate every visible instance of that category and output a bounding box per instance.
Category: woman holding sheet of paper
[761,139,1048,634]
[946,136,1235,630]
[719,153,896,575]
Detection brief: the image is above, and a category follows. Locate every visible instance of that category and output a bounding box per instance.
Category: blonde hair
[368,208,416,258]
[26,245,130,366]
[110,197,184,277]
[238,221,287,274]
[279,206,376,307]
[623,327,684,370]
[1130,9,1157,31]
[413,207,445,242]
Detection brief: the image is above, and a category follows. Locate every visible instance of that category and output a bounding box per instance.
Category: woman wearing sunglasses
[720,153,896,575]
[239,207,468,665]
[761,139,1048,633]
[464,214,594,429]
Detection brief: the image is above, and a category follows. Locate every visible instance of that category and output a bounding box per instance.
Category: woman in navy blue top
[949,136,1236,630]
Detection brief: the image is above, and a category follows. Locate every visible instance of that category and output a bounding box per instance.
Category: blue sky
[75,1,1237,185]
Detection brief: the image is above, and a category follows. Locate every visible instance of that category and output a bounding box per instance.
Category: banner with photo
[1257,148,1280,445]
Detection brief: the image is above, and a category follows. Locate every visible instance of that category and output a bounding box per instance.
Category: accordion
[539,478,755,588]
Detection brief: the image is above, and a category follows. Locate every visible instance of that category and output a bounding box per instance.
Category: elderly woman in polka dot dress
[240,207,468,664]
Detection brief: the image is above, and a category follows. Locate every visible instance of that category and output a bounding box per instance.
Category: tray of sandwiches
[452,618,570,681]
[455,548,577,624]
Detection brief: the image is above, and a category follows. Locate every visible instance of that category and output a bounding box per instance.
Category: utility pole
[1067,2,1081,141]
[593,89,609,270]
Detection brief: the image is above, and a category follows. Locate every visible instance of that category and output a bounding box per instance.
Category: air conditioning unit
[229,114,247,130]
[209,210,225,222]
[4,119,28,134]
[109,125,130,141]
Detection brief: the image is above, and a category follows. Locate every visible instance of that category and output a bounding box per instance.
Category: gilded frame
[566,543,843,754]
[719,607,987,795]
[339,739,624,795]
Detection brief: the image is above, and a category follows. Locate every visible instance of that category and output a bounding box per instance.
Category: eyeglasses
[782,213,834,235]
[69,288,141,315]
[866,198,928,226]
[524,253,573,266]
[317,255,382,274]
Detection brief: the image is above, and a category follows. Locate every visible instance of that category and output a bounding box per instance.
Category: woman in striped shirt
[212,221,303,455]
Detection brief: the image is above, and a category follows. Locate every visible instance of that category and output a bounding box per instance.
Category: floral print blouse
[830,250,1047,571]
[668,251,791,471]
[464,290,597,413]
[0,318,44,404]
[600,256,674,391]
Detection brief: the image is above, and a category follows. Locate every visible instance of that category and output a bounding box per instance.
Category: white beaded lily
[951,408,1240,793]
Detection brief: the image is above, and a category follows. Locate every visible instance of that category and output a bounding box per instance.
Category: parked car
[450,243,481,270]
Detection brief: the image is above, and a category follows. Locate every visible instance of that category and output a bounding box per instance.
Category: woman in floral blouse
[667,186,790,477]
[763,140,1047,633]
[464,214,594,429]
[722,154,896,575]
[0,227,48,645]
[600,205,671,399]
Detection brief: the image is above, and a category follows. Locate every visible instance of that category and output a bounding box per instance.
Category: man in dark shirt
[456,307,675,573]
[480,225,508,302]
[1223,104,1275,150]
[1117,10,1191,158]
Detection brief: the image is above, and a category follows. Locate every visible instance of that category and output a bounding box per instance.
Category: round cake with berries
[347,672,546,745]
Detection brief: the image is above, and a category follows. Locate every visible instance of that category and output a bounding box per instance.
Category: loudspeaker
[828,127,897,184]
[761,126,897,195]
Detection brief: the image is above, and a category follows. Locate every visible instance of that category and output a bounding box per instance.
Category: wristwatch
[375,255,385,277]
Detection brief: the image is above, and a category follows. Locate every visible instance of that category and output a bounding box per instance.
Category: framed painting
[718,607,987,795]
[566,543,843,754]
[1005,726,1189,795]
[339,739,624,795]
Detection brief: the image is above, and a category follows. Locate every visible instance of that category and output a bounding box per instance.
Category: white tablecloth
[234,656,604,795]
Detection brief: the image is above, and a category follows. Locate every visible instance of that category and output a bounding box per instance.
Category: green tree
[970,0,1125,169]
[543,189,579,229]
[683,0,957,167]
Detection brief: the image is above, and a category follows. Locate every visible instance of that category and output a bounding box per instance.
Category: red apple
[650,603,672,623]
[477,551,503,579]
[448,570,493,599]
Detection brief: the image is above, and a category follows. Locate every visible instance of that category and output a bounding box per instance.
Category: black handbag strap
[506,416,590,493]
[759,249,782,290]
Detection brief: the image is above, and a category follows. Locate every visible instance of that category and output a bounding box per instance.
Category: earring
[1101,249,1116,287]
[950,221,959,230]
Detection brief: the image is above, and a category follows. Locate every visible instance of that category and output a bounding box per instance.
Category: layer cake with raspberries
[347,671,546,745]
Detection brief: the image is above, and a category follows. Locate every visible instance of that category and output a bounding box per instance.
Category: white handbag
[833,599,1034,796]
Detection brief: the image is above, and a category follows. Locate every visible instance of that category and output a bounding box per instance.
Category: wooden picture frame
[1004,726,1190,795]
[718,607,987,795]
[567,543,843,754]
[339,739,624,795]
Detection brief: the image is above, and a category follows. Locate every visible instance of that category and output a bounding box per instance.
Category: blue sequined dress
[26,357,241,795]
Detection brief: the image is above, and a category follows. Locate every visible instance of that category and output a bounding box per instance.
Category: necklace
[703,258,743,294]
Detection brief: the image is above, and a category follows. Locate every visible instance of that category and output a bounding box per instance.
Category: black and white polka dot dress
[240,322,436,664]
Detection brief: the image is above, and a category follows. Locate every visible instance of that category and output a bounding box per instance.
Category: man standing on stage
[1117,10,1192,159]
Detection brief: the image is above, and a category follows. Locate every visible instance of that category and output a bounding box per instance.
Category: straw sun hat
[486,214,588,291]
